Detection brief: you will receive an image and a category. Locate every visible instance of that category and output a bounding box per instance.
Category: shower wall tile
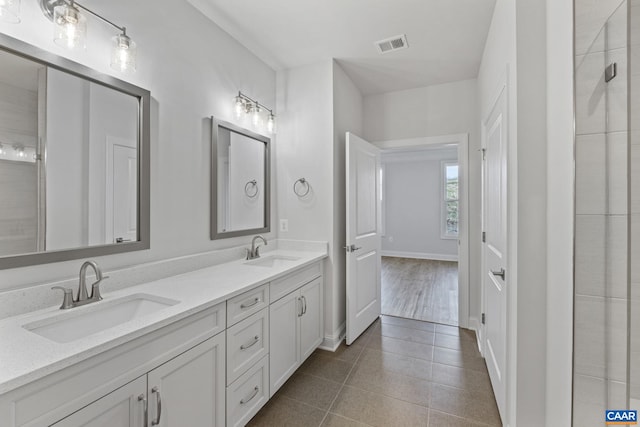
[607,297,629,382]
[575,0,626,56]
[575,295,607,378]
[608,3,629,51]
[632,214,640,284]
[609,380,629,408]
[632,296,640,401]
[575,214,606,296]
[576,134,606,213]
[576,52,607,135]
[573,374,607,427]
[607,48,629,133]
[632,144,640,214]
[575,215,627,299]
[575,133,628,215]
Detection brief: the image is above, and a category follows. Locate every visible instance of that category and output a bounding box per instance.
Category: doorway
[376,134,470,328]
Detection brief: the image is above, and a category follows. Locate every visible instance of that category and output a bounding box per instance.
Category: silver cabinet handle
[138,394,147,427]
[240,386,259,405]
[302,296,307,315]
[491,268,506,280]
[151,386,162,426]
[240,297,260,309]
[240,335,260,350]
[297,297,303,317]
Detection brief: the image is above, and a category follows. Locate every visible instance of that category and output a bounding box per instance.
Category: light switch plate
[280,219,289,232]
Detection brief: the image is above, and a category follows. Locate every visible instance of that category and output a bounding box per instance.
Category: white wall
[275,60,336,340]
[478,0,554,425]
[381,148,458,260]
[363,79,480,321]
[0,0,276,290]
[332,61,363,344]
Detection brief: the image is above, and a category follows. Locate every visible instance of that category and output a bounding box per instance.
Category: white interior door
[482,84,508,422]
[346,132,382,345]
[106,139,137,244]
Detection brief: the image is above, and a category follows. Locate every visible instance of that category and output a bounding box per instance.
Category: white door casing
[345,132,382,345]
[482,82,508,423]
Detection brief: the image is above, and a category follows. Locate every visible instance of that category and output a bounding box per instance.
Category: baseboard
[319,322,346,352]
[381,250,458,262]
[469,316,483,355]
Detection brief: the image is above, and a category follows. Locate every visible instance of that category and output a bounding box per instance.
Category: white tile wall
[606,48,629,133]
[573,374,607,427]
[575,52,607,135]
[575,0,625,56]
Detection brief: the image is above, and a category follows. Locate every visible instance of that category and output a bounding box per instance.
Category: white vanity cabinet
[269,273,323,395]
[52,376,146,427]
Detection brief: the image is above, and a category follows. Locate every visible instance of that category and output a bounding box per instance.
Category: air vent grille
[375,34,409,54]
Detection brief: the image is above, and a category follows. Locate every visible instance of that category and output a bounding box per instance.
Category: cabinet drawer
[226,309,269,385]
[270,262,322,302]
[227,355,269,427]
[227,284,269,327]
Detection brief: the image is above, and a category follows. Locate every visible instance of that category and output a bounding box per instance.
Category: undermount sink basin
[244,255,301,268]
[23,293,180,344]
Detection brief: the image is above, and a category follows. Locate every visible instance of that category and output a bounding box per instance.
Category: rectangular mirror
[0,33,150,269]
[211,117,270,240]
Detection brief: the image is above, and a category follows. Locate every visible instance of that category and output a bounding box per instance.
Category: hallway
[381,257,459,326]
[249,315,500,426]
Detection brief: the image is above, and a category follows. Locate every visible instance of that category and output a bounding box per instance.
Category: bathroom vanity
[0,249,326,426]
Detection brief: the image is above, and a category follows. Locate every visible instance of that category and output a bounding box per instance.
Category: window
[442,162,459,239]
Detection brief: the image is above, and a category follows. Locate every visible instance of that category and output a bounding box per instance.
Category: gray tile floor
[248,315,502,427]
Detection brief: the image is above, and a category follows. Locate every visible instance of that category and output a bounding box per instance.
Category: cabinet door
[52,376,146,427]
[269,291,300,396]
[299,277,324,361]
[147,333,225,427]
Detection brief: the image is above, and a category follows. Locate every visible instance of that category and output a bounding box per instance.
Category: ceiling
[188,0,497,95]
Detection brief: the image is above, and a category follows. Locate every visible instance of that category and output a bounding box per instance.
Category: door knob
[344,244,362,253]
[491,268,506,280]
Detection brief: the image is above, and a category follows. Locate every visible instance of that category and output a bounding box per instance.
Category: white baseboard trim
[319,322,346,352]
[469,316,483,355]
[381,250,458,262]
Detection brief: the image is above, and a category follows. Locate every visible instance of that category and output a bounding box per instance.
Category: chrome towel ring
[293,178,310,197]
[245,180,258,198]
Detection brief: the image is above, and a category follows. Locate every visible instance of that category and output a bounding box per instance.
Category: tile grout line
[317,326,373,426]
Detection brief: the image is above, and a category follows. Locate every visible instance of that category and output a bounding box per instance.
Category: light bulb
[0,0,20,24]
[53,2,87,50]
[267,113,276,134]
[234,95,244,119]
[252,102,262,127]
[110,32,137,72]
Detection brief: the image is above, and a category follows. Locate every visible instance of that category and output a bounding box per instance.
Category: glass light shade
[234,96,244,119]
[267,113,276,134]
[110,33,137,72]
[252,103,262,127]
[0,0,20,24]
[53,3,87,50]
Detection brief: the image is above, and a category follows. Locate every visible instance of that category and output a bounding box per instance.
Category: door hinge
[482,313,486,325]
[482,232,486,243]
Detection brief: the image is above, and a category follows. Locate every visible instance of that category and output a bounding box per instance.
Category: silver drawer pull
[240,297,260,309]
[138,394,147,427]
[240,335,260,350]
[240,386,259,405]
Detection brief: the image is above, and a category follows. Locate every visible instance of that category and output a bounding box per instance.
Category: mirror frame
[211,117,270,240]
[0,32,151,269]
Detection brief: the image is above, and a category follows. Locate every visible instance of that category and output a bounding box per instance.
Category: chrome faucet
[246,235,267,260]
[52,261,107,309]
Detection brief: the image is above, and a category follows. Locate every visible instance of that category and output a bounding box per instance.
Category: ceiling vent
[375,34,409,54]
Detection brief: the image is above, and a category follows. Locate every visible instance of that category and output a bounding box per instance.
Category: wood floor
[381,257,459,326]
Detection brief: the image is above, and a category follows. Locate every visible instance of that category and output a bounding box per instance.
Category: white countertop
[0,248,326,395]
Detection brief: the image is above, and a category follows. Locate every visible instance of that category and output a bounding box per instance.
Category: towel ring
[293,178,310,197]
[245,180,258,198]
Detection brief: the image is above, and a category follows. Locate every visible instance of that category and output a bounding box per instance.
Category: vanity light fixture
[0,0,20,23]
[233,91,276,134]
[13,144,25,158]
[40,0,137,72]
